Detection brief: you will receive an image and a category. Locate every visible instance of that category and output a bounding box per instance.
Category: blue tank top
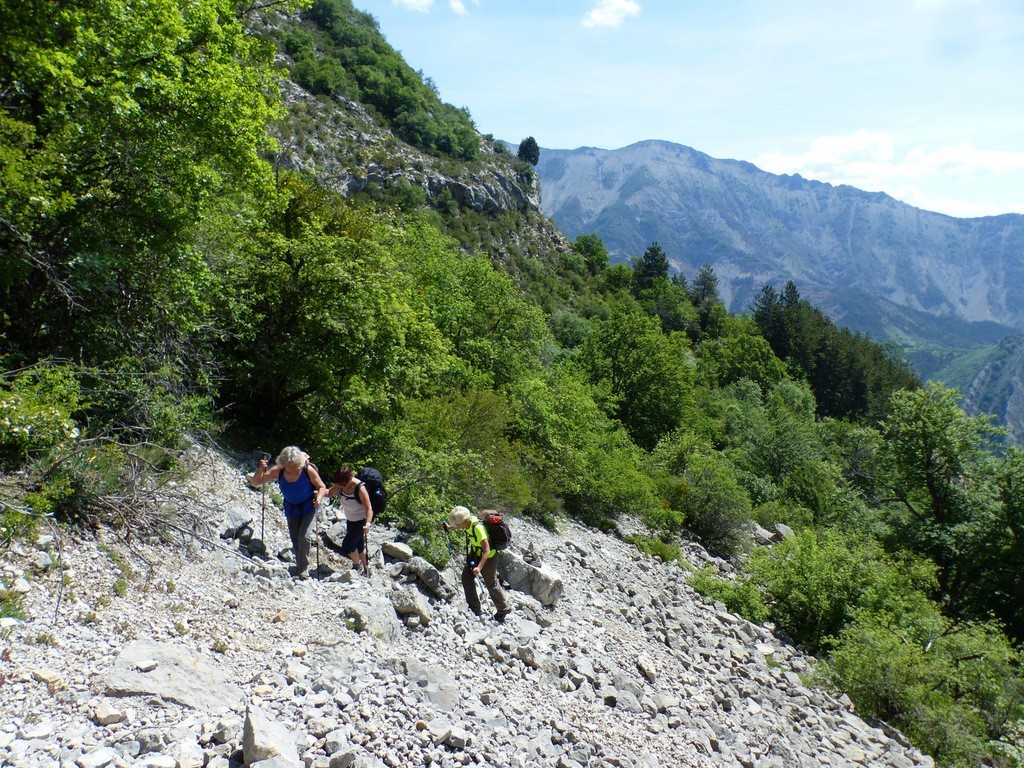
[278,464,315,518]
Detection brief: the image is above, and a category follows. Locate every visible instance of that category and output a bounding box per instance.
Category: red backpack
[481,510,512,550]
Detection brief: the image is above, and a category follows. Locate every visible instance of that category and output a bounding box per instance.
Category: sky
[354,0,1024,219]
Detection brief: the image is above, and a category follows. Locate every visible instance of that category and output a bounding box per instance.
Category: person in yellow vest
[444,505,511,622]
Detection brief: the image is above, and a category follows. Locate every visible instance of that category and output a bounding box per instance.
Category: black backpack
[356,466,388,515]
[481,510,512,551]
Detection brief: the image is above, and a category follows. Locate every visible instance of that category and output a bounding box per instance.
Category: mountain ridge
[536,138,1024,330]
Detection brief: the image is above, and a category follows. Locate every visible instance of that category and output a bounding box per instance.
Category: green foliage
[383,177,428,210]
[632,242,669,293]
[828,611,1024,768]
[666,451,752,556]
[573,233,609,275]
[0,365,82,468]
[747,528,936,653]
[881,383,1007,619]
[719,379,822,503]
[577,302,695,450]
[295,0,479,160]
[688,264,725,340]
[517,137,540,166]
[395,218,549,390]
[216,174,451,459]
[1,0,285,371]
[696,315,786,391]
[507,365,656,527]
[549,312,592,350]
[401,389,532,514]
[625,533,681,563]
[753,282,920,422]
[635,278,696,335]
[688,565,769,624]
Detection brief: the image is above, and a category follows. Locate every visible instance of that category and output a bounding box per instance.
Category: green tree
[686,263,726,340]
[577,304,695,450]
[636,277,695,335]
[748,528,936,652]
[632,242,670,293]
[696,315,786,391]
[881,383,1006,618]
[507,365,656,525]
[573,233,609,275]
[669,451,752,555]
[0,0,295,371]
[216,174,449,459]
[517,136,540,165]
[753,281,919,422]
[829,610,1023,767]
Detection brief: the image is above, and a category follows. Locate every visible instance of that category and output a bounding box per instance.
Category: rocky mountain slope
[955,334,1024,440]
[269,81,571,267]
[1,446,935,768]
[535,140,1024,343]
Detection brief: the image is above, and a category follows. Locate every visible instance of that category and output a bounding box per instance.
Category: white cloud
[392,0,475,13]
[394,0,433,11]
[393,0,474,13]
[582,0,641,29]
[754,131,1024,217]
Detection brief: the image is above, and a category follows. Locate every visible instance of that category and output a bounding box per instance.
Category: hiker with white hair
[250,446,327,579]
[443,505,512,622]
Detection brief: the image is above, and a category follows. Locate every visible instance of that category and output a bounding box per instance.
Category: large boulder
[343,595,403,643]
[404,556,456,600]
[105,640,244,712]
[219,506,253,540]
[243,703,301,767]
[496,551,563,606]
[390,584,433,626]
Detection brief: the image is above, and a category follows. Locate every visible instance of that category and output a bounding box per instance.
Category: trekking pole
[260,486,266,553]
[315,501,321,579]
[253,450,270,557]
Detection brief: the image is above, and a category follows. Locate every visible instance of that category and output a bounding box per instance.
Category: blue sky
[355,0,1024,218]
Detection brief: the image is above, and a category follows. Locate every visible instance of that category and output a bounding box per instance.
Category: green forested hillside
[2,1,1023,765]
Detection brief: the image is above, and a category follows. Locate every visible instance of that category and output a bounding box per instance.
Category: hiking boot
[493,609,512,623]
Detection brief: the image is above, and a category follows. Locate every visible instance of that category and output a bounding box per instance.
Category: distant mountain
[536,140,1024,341]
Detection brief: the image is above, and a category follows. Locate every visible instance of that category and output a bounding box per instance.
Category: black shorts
[340,518,366,556]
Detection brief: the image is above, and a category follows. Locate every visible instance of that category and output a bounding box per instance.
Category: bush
[747,529,936,653]
[828,611,1023,767]
[625,533,681,563]
[670,452,752,556]
[688,565,769,624]
[0,365,82,469]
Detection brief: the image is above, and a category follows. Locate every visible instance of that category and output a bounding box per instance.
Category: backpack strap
[340,480,365,501]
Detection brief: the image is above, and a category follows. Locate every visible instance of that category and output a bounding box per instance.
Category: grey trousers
[461,554,508,615]
[286,512,316,574]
